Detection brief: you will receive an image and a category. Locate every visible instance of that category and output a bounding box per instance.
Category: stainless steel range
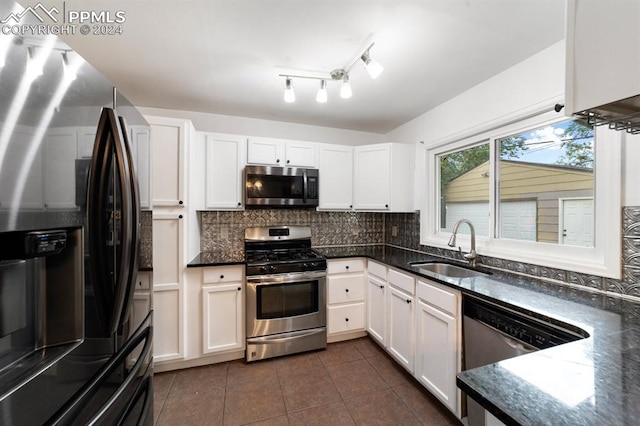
[245,226,327,362]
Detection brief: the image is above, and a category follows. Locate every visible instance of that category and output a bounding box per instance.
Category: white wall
[385,42,565,147]
[137,107,385,146]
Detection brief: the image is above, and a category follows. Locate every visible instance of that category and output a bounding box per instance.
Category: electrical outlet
[220,227,229,239]
[352,226,359,236]
[392,225,398,237]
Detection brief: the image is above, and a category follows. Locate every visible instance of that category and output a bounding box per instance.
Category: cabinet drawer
[135,272,151,290]
[202,266,243,284]
[328,303,365,334]
[417,280,458,315]
[327,274,365,304]
[388,268,415,295]
[328,258,365,274]
[367,260,387,280]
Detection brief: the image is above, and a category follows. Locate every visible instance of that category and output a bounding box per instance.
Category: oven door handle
[246,271,327,285]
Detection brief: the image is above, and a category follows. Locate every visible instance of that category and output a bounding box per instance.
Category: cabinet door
[366,274,386,345]
[43,128,78,210]
[285,141,316,167]
[77,127,96,159]
[202,283,244,354]
[152,212,184,362]
[387,285,415,373]
[149,118,187,207]
[247,137,283,165]
[416,298,458,414]
[153,285,183,362]
[319,144,353,210]
[205,134,245,209]
[130,126,152,210]
[353,145,390,210]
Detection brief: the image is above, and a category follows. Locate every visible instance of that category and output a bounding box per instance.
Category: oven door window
[246,174,304,200]
[257,280,318,319]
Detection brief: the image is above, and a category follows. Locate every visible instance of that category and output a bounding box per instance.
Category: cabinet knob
[237,287,241,291]
[276,159,280,163]
[178,214,183,219]
[179,200,183,205]
[237,202,241,206]
[286,159,290,164]
[379,285,384,289]
[349,205,353,208]
[345,318,349,322]
[220,275,224,279]
[406,299,411,304]
[385,204,389,208]
[345,265,349,270]
[345,288,349,293]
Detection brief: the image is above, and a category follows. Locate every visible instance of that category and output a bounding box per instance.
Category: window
[424,110,621,278]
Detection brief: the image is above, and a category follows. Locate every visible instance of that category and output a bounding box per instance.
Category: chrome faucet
[447,219,478,267]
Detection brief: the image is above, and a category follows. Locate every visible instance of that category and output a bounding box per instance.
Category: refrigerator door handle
[87,108,116,334]
[115,115,140,329]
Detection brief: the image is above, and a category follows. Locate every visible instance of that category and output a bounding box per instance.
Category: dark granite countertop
[314,244,640,426]
[187,251,244,267]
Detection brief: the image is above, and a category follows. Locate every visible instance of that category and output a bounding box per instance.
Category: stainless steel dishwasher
[462,296,581,426]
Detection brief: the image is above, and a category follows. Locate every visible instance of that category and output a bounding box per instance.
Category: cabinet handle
[220,275,224,279]
[406,299,411,304]
[345,318,349,322]
[178,215,183,219]
[237,287,241,291]
[345,288,349,293]
[179,200,183,205]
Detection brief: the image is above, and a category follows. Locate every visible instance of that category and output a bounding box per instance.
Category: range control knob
[302,263,309,270]
[310,262,318,269]
[259,266,267,274]
[269,265,276,273]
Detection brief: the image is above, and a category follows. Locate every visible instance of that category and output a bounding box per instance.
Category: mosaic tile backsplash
[198,206,640,300]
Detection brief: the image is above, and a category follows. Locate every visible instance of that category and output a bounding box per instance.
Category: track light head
[360,47,383,79]
[340,75,352,99]
[283,77,295,103]
[316,80,327,103]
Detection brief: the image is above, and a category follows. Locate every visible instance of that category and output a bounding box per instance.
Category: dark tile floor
[153,337,461,425]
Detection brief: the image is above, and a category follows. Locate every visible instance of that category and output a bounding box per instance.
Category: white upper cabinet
[204,133,246,210]
[318,144,353,210]
[43,128,78,210]
[247,137,317,167]
[353,143,414,212]
[147,116,192,208]
[565,0,640,115]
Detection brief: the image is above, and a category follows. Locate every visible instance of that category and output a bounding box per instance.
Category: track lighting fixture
[61,51,77,81]
[278,41,382,103]
[283,77,295,103]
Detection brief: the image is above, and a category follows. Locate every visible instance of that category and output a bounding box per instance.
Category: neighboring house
[442,160,594,246]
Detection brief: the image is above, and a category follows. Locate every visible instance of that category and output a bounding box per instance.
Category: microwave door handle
[303,170,308,204]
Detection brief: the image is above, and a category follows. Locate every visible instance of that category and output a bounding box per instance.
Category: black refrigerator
[0,1,153,424]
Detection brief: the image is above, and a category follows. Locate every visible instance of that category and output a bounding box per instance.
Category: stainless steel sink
[410,262,488,278]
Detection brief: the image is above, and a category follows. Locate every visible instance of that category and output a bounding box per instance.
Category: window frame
[422,110,622,279]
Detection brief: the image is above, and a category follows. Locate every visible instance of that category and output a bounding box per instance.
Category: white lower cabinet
[364,260,462,419]
[327,259,366,341]
[201,266,245,354]
[415,279,461,416]
[387,269,415,373]
[366,261,387,345]
[153,284,183,362]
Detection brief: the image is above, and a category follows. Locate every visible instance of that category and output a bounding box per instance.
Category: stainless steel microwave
[245,166,319,207]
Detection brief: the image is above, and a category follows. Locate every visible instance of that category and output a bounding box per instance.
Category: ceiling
[32,0,565,134]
